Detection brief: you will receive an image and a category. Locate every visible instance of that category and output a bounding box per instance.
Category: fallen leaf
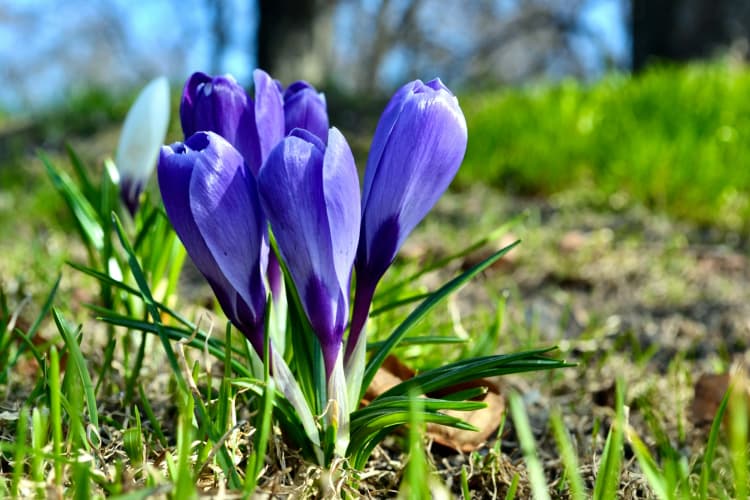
[691,367,750,429]
[559,230,588,253]
[691,373,730,426]
[428,382,505,453]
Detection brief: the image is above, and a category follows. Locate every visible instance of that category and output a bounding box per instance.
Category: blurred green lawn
[3,61,750,237]
[459,62,750,233]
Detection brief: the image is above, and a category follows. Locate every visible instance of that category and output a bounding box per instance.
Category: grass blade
[593,378,624,500]
[550,410,586,500]
[52,308,99,429]
[699,383,731,500]
[49,345,63,487]
[627,426,669,499]
[377,347,567,399]
[41,151,104,252]
[509,391,550,500]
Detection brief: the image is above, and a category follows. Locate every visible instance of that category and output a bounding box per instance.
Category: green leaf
[376,347,567,399]
[41,152,104,252]
[51,308,99,429]
[376,217,522,300]
[65,143,97,203]
[366,335,466,351]
[362,240,521,399]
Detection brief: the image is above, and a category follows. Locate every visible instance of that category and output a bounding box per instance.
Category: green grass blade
[41,151,104,252]
[627,426,669,499]
[366,335,466,351]
[52,308,99,429]
[699,383,732,500]
[460,465,471,500]
[549,410,587,500]
[65,143,97,202]
[362,240,521,398]
[369,292,432,317]
[7,275,61,370]
[48,345,63,487]
[30,407,48,497]
[377,348,567,399]
[504,472,520,500]
[401,391,429,500]
[729,379,747,500]
[509,391,550,500]
[10,406,29,498]
[245,316,274,493]
[593,378,624,500]
[173,390,197,500]
[376,219,521,299]
[138,384,168,447]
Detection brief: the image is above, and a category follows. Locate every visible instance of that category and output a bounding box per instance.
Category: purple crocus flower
[257,128,361,378]
[346,78,468,360]
[158,131,269,355]
[180,70,285,300]
[283,81,329,144]
[180,69,284,176]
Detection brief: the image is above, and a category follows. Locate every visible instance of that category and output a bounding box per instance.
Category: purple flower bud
[346,78,468,360]
[283,81,329,144]
[158,131,269,354]
[180,70,284,175]
[257,128,361,378]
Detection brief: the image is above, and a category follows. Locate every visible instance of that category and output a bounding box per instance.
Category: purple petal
[179,72,261,176]
[158,132,266,351]
[322,128,360,294]
[252,69,285,172]
[257,127,360,377]
[360,81,414,210]
[283,81,329,144]
[187,132,268,324]
[358,78,468,283]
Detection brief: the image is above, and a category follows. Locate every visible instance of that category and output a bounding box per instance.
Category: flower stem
[345,281,375,362]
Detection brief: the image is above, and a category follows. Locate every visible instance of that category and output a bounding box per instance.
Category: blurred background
[0,0,631,111]
[3,0,750,287]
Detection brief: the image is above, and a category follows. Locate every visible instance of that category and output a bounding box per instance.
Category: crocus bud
[115,76,170,215]
[283,81,329,144]
[257,128,361,378]
[346,78,468,360]
[158,131,268,354]
[180,70,284,175]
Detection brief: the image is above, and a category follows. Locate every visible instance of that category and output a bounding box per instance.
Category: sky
[0,0,628,112]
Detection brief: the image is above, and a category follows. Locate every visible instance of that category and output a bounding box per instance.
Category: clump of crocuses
[157,70,467,461]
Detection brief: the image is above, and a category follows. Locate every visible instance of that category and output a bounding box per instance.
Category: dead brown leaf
[691,373,730,427]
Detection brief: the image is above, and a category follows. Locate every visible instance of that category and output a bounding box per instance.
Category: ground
[1,159,747,497]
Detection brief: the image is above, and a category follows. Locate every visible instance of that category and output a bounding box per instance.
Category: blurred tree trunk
[207,0,228,74]
[257,0,334,85]
[632,0,750,71]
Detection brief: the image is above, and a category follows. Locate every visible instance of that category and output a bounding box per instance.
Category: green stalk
[49,345,63,487]
[10,406,29,498]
